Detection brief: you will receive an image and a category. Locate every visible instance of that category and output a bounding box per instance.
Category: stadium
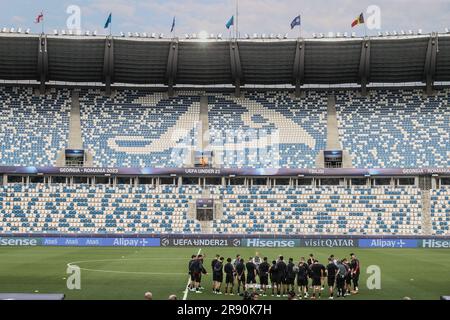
[0,1,450,302]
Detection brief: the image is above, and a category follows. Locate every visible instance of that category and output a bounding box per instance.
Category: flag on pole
[35,12,44,24]
[170,16,176,33]
[226,16,234,29]
[351,13,364,28]
[104,13,112,29]
[290,15,301,29]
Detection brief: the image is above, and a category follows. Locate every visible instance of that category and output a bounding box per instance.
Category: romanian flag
[351,13,364,28]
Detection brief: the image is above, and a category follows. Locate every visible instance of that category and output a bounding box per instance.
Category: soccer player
[342,258,352,296]
[246,257,257,291]
[213,257,224,294]
[269,260,278,296]
[276,256,288,297]
[350,253,360,293]
[258,257,270,296]
[188,254,197,291]
[309,260,325,299]
[336,260,348,298]
[297,257,309,299]
[190,255,205,293]
[286,258,296,292]
[307,253,315,266]
[326,257,339,299]
[224,258,235,295]
[198,254,207,291]
[211,254,220,292]
[236,258,246,294]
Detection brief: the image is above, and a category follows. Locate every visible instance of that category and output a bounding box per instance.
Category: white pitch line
[183,248,202,301]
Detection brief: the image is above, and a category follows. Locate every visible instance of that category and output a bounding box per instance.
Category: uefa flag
[104,13,112,29]
[290,15,301,29]
[226,16,234,29]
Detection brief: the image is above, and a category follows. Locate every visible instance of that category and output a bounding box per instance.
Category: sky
[0,0,449,38]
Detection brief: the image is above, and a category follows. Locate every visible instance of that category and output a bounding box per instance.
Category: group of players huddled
[188,252,360,299]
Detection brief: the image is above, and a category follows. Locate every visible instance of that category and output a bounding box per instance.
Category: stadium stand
[0,184,422,235]
[208,91,327,168]
[0,184,201,234]
[431,188,450,235]
[0,87,71,166]
[336,88,450,168]
[79,89,200,168]
[212,186,422,235]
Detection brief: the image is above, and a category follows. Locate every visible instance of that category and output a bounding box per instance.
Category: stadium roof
[0,33,448,92]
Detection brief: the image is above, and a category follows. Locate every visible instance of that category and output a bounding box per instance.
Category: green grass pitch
[0,247,448,300]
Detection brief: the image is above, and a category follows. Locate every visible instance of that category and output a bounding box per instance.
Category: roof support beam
[37,34,48,94]
[358,38,371,96]
[293,39,305,97]
[424,33,438,95]
[229,40,242,97]
[166,39,179,97]
[102,36,114,96]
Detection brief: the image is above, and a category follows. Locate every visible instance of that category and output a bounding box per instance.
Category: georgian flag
[35,12,44,24]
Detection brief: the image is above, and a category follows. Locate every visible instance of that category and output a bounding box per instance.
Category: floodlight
[25,28,30,34]
[343,32,348,37]
[418,29,422,34]
[10,27,15,33]
[378,31,383,37]
[217,33,222,39]
[253,33,258,38]
[85,30,90,36]
[445,28,450,34]
[283,33,288,39]
[351,32,356,37]
[244,33,249,39]
[127,32,132,37]
[120,31,125,37]
[53,29,58,35]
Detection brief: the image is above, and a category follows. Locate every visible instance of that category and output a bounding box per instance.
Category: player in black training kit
[326,257,339,299]
[286,258,296,292]
[235,258,246,294]
[276,256,288,297]
[258,257,270,296]
[246,257,257,291]
[310,260,326,299]
[213,257,224,294]
[350,253,360,293]
[297,257,310,299]
[188,254,197,291]
[342,258,352,296]
[224,258,235,295]
[269,260,278,296]
[211,254,220,291]
[336,260,348,297]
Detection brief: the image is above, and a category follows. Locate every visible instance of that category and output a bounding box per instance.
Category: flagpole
[235,0,239,39]
[42,12,44,34]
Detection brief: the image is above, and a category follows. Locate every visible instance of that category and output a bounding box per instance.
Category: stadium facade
[0,33,450,242]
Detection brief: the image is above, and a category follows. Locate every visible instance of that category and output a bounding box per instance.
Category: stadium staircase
[419,176,433,235]
[316,94,353,168]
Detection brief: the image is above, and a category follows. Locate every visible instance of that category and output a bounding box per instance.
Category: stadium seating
[0,184,201,234]
[0,87,71,166]
[0,184,422,235]
[212,186,422,235]
[208,91,327,168]
[336,89,450,168]
[431,188,450,235]
[79,89,200,167]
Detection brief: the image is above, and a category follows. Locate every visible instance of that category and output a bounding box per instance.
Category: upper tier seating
[208,91,327,168]
[79,89,200,167]
[0,87,71,166]
[336,89,450,168]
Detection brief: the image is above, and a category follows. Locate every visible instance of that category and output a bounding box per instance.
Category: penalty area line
[183,248,202,301]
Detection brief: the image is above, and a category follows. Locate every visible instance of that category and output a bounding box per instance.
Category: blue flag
[290,15,301,29]
[170,16,176,32]
[226,16,234,29]
[104,13,112,29]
